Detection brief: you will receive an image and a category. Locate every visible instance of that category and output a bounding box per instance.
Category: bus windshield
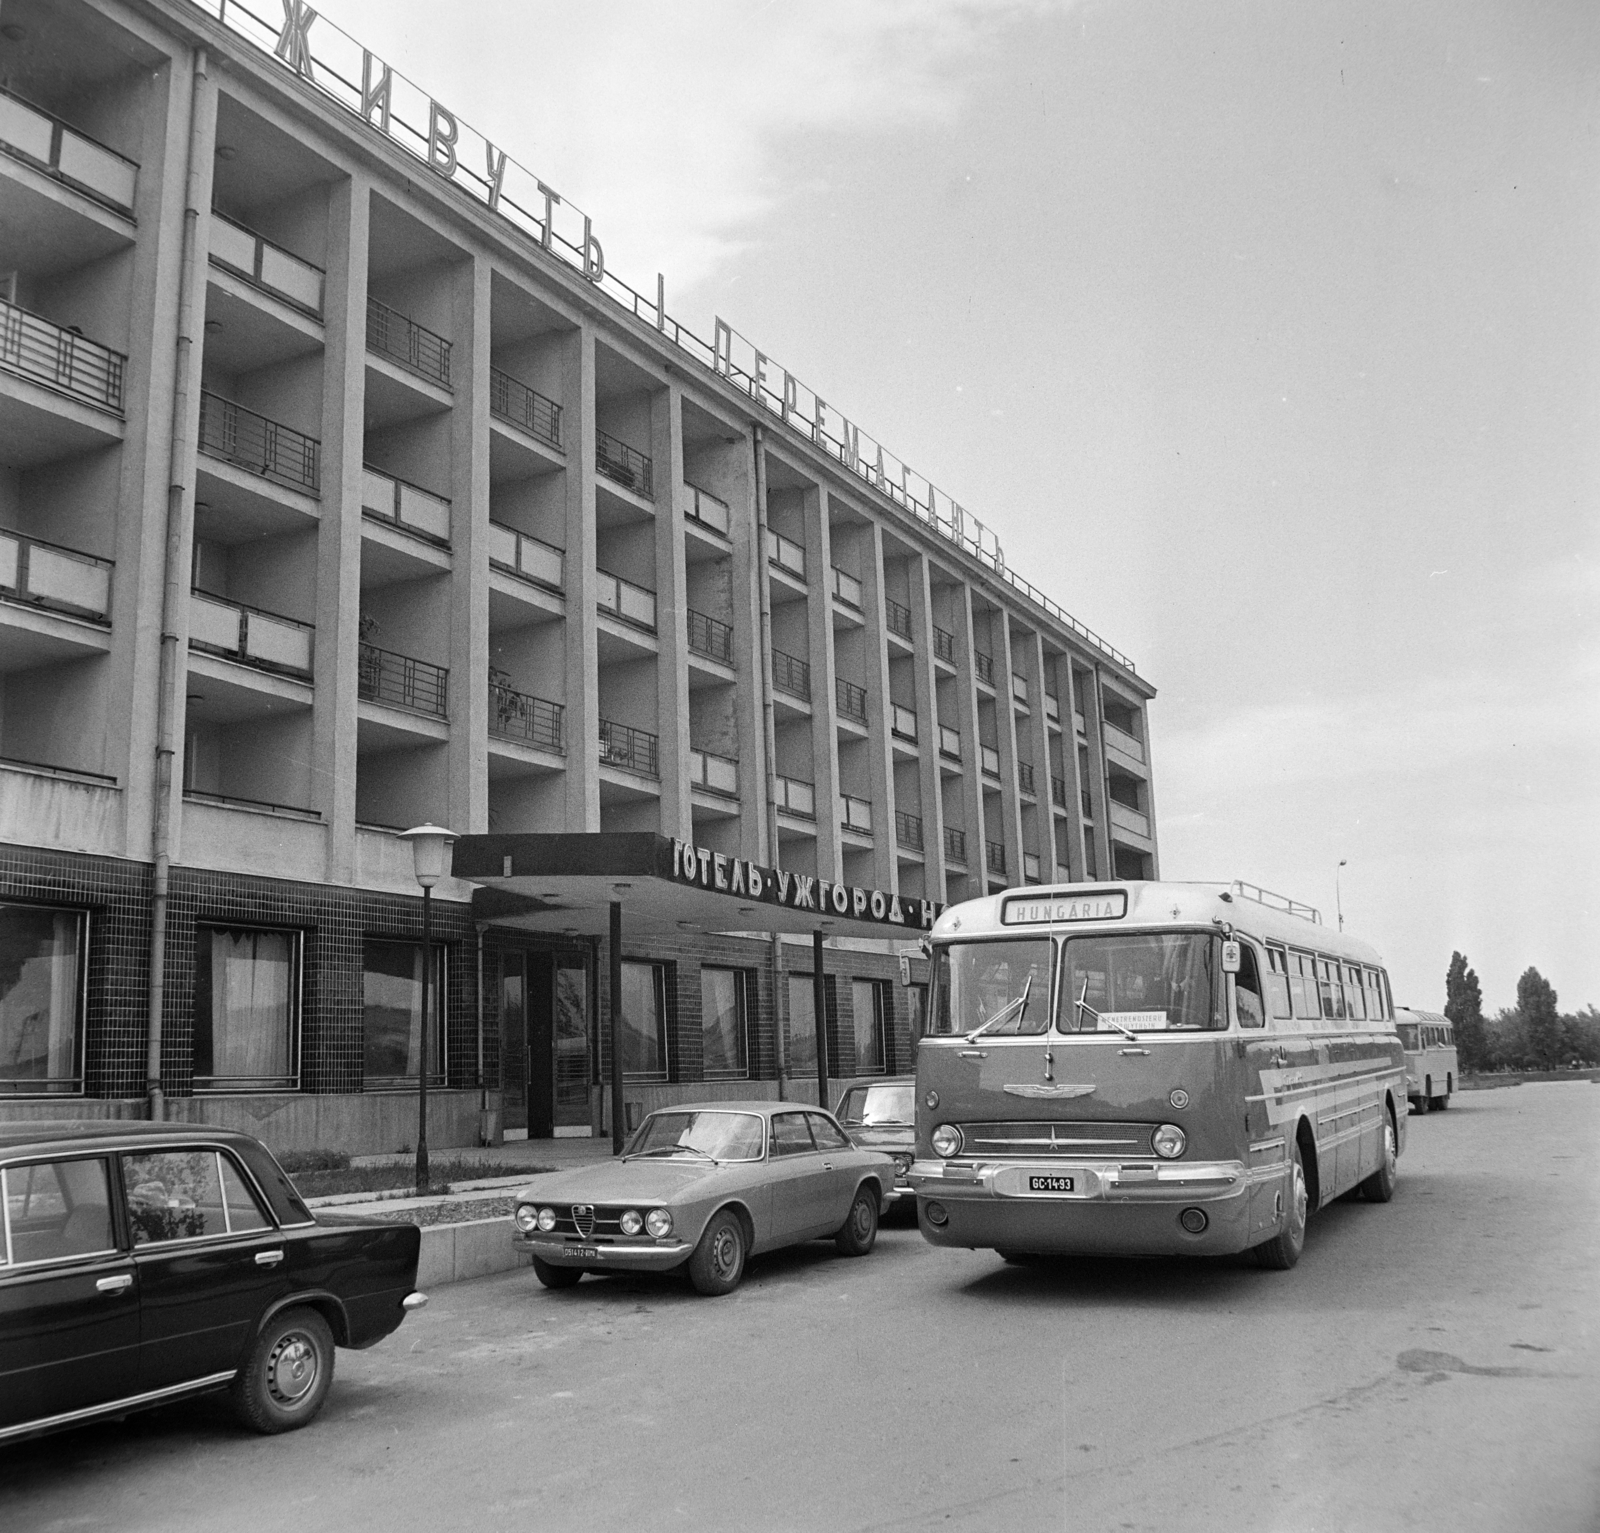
[1059,933,1220,1032]
[1396,1023,1421,1049]
[932,938,1051,1036]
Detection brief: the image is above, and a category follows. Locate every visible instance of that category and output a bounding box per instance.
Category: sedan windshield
[626,1110,765,1162]
[1059,933,1219,1032]
[836,1084,915,1127]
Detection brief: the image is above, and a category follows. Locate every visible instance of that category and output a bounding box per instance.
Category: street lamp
[401,823,457,1192]
[1336,859,1348,932]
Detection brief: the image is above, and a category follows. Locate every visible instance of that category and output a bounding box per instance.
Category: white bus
[1394,1007,1458,1114]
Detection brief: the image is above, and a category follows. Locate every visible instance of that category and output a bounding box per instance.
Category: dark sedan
[834,1077,916,1210]
[0,1121,425,1445]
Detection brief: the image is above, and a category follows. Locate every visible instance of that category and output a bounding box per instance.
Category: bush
[275,1148,352,1174]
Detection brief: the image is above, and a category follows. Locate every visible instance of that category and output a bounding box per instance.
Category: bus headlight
[931,1124,963,1158]
[645,1208,673,1238]
[619,1209,644,1236]
[1152,1124,1187,1159]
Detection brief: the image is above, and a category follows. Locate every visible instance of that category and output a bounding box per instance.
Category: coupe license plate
[1028,1175,1075,1194]
[565,1245,599,1260]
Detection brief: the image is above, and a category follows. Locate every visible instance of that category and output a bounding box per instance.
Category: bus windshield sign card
[1001,892,1128,925]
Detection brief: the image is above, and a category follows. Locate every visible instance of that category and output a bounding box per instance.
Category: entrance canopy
[453,832,941,943]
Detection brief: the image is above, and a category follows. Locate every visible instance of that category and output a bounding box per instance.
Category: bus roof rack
[1231,881,1322,924]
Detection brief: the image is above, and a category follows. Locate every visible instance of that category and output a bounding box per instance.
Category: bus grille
[957,1121,1155,1157]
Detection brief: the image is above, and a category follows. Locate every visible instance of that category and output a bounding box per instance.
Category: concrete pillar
[654,381,690,837]
[563,325,599,830]
[858,521,895,890]
[906,553,946,901]
[805,483,841,882]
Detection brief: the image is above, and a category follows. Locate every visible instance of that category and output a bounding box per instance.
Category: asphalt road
[4,1081,1597,1533]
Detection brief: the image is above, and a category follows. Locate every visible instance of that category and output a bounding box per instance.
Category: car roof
[644,1101,839,1119]
[836,1076,915,1091]
[0,1120,263,1155]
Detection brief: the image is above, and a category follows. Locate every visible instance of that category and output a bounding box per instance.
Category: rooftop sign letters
[1001,892,1128,926]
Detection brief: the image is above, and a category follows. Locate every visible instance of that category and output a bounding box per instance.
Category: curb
[417,1215,528,1288]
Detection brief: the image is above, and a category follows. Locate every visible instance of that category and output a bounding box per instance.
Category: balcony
[986,840,1007,876]
[774,775,815,819]
[943,826,967,864]
[835,676,867,725]
[687,608,733,665]
[362,467,450,545]
[772,648,810,701]
[488,681,563,752]
[1017,761,1036,796]
[359,642,447,717]
[489,367,561,449]
[0,532,111,621]
[681,483,731,537]
[1051,774,1067,809]
[0,87,138,213]
[885,598,912,641]
[189,591,312,677]
[1109,801,1152,840]
[839,794,872,835]
[974,649,994,686]
[1012,673,1028,706]
[1104,720,1146,764]
[1,299,125,414]
[895,810,924,853]
[367,296,451,388]
[487,522,563,591]
[598,718,659,778]
[890,703,918,743]
[980,744,1001,778]
[933,626,955,665]
[766,528,806,581]
[830,566,862,608]
[595,429,652,498]
[1024,852,1042,883]
[690,747,738,797]
[1044,692,1061,725]
[199,391,319,494]
[938,724,961,759]
[208,211,323,316]
[596,570,657,632]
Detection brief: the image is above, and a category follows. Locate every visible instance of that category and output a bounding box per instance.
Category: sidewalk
[349,1136,618,1172]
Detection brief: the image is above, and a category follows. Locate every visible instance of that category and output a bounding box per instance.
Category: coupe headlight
[645,1208,673,1238]
[514,1204,537,1232]
[619,1209,644,1236]
[536,1207,557,1232]
[1152,1123,1187,1159]
[931,1124,963,1159]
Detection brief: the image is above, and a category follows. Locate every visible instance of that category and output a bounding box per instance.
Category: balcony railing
[933,626,955,665]
[1103,720,1146,763]
[366,295,451,388]
[208,211,324,316]
[974,649,994,685]
[190,591,312,677]
[1024,852,1042,882]
[1018,761,1036,796]
[358,642,447,717]
[938,724,961,759]
[598,718,659,778]
[766,528,806,580]
[198,391,320,493]
[839,794,873,834]
[487,522,564,591]
[885,597,912,640]
[835,677,867,724]
[489,367,561,448]
[0,531,112,620]
[980,744,1001,778]
[1044,692,1061,725]
[489,682,563,752]
[690,747,738,797]
[0,298,125,413]
[362,466,450,544]
[986,840,1007,876]
[943,826,967,863]
[0,86,138,212]
[595,429,653,497]
[681,483,731,536]
[596,570,657,632]
[687,608,733,664]
[1012,673,1029,706]
[774,776,816,819]
[895,810,924,852]
[830,566,863,608]
[1051,774,1067,809]
[772,648,810,701]
[891,703,918,743]
[1109,801,1152,840]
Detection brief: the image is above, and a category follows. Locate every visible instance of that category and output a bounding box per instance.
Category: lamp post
[1336,859,1348,932]
[401,824,457,1193]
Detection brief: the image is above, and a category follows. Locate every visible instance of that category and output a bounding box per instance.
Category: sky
[319,0,1598,1014]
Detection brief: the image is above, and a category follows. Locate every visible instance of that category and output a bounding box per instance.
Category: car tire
[834,1185,879,1257]
[688,1210,746,1296]
[1360,1112,1399,1203]
[1252,1139,1308,1271]
[231,1306,335,1435]
[531,1256,583,1290]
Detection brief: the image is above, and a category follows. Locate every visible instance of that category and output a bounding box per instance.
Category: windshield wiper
[966,974,1033,1042]
[629,1144,715,1161]
[1076,977,1138,1041]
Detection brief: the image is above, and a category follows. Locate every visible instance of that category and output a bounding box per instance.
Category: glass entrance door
[553,956,591,1130]
[500,954,527,1134]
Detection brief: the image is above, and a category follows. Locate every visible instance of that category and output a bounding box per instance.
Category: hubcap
[268,1334,319,1405]
[712,1227,739,1278]
[1384,1123,1397,1176]
[1290,1163,1308,1237]
[852,1200,872,1239]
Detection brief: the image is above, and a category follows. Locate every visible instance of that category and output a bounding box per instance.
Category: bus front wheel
[1253,1141,1308,1271]
[1360,1111,1398,1203]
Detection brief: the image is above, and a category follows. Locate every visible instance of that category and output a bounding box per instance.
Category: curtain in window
[197,928,293,1086]
[701,968,746,1077]
[0,905,83,1090]
[786,975,817,1075]
[621,961,666,1079]
[363,940,445,1084]
[851,980,884,1072]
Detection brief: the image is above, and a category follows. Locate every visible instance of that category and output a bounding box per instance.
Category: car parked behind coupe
[512,1101,894,1295]
[834,1076,916,1211]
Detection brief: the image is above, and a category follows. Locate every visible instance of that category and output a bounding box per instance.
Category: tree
[1444,952,1489,1072]
[1516,967,1562,1070]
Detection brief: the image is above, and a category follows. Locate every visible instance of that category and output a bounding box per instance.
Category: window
[1318,958,1347,1022]
[1060,933,1220,1032]
[0,902,86,1095]
[362,939,447,1086]
[2,1157,114,1265]
[1264,945,1292,1020]
[930,939,1050,1036]
[194,926,300,1090]
[907,982,929,1041]
[851,979,887,1073]
[1344,965,1367,1021]
[1234,944,1265,1028]
[700,967,749,1079]
[121,1149,272,1244]
[787,975,818,1073]
[622,961,668,1081]
[1288,950,1320,1021]
[807,1113,851,1151]
[770,1112,815,1156]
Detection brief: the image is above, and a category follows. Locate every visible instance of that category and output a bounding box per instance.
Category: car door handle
[96,1274,134,1294]
[822,1162,834,1170]
[255,1250,285,1267]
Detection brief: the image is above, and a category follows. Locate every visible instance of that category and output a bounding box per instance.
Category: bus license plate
[1029,1175,1075,1193]
[565,1245,599,1260]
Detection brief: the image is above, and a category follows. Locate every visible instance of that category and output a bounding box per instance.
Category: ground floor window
[701,967,750,1079]
[194,925,300,1090]
[851,979,889,1074]
[786,974,818,1075]
[362,939,447,1087]
[0,903,85,1096]
[622,960,669,1081]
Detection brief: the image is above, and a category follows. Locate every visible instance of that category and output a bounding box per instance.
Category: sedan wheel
[835,1185,879,1257]
[688,1210,746,1296]
[231,1307,335,1434]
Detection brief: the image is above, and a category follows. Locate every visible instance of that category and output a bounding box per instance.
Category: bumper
[512,1232,692,1271]
[910,1157,1259,1257]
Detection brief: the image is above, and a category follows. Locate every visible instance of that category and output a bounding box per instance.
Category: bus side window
[1345,964,1366,1021]
[1235,944,1265,1028]
[1317,958,1347,1023]
[1264,946,1292,1020]
[1290,951,1320,1021]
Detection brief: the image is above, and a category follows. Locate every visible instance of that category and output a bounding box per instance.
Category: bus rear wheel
[1253,1141,1308,1271]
